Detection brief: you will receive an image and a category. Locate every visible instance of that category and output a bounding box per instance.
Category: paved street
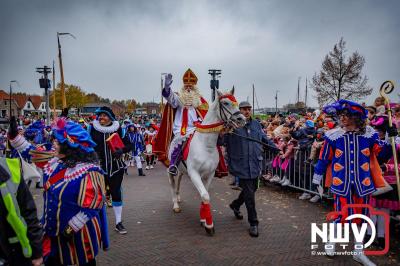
[31,164,399,265]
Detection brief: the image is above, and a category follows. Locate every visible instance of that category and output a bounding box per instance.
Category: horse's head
[216,87,246,129]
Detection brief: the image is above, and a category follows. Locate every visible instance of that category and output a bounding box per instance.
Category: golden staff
[379,80,400,201]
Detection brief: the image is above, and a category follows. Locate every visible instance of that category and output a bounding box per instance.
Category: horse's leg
[188,170,215,235]
[168,173,181,213]
[176,172,183,203]
[205,172,214,191]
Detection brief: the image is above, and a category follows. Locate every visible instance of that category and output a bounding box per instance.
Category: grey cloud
[1,0,399,108]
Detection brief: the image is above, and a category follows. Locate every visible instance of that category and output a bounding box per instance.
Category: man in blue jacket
[220,101,276,237]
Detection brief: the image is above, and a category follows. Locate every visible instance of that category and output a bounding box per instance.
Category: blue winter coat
[221,119,276,179]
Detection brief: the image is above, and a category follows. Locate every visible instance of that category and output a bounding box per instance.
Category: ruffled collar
[325,126,376,141]
[93,120,120,133]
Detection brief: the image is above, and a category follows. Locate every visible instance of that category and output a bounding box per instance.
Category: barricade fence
[263,148,333,199]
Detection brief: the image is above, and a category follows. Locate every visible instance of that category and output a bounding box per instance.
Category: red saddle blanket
[182,135,228,178]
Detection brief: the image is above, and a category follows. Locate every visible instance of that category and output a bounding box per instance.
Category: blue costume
[10,120,109,265]
[127,126,145,157]
[313,100,391,222]
[126,124,146,176]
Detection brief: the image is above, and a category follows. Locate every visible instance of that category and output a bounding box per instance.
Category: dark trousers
[146,155,155,166]
[109,170,124,204]
[231,178,259,226]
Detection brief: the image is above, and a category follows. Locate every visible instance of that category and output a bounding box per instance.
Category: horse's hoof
[173,208,181,213]
[204,226,215,236]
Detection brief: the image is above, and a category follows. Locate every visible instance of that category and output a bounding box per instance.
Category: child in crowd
[374,96,386,116]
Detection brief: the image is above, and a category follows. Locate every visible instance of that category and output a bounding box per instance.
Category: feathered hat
[24,120,45,143]
[323,99,368,120]
[52,119,97,153]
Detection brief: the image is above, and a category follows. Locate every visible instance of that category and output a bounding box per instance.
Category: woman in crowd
[9,117,109,266]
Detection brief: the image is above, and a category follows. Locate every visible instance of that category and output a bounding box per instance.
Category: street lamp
[208,69,221,102]
[36,65,52,125]
[275,90,279,115]
[57,32,76,108]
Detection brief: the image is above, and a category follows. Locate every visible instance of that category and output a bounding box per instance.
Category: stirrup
[168,165,178,176]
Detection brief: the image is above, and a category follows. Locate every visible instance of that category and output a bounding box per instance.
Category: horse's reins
[228,131,279,151]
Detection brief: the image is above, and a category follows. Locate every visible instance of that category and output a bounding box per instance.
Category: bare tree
[311,38,372,106]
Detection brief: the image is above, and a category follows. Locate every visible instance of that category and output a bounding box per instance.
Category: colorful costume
[144,127,157,170]
[126,124,146,176]
[313,99,391,264]
[89,106,132,234]
[154,69,208,175]
[10,120,109,266]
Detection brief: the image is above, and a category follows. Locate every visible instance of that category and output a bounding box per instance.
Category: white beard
[179,86,202,108]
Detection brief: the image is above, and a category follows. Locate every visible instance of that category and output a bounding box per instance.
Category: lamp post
[57,32,76,108]
[9,80,18,118]
[36,65,52,126]
[208,69,221,102]
[6,80,18,157]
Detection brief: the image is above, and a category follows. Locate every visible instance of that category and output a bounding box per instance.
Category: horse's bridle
[218,95,241,128]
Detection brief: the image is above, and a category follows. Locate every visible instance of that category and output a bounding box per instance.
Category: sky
[0,0,399,108]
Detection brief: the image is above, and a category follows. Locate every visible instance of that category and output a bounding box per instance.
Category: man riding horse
[154,68,227,177]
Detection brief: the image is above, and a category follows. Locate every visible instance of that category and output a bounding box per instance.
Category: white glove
[164,73,173,89]
[312,173,323,185]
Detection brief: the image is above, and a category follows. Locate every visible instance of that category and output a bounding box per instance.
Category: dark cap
[239,101,252,108]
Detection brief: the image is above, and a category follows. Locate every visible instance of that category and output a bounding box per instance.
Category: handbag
[18,152,42,182]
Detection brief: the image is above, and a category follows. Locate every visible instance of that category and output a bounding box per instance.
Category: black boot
[249,225,259,237]
[138,168,146,176]
[229,203,243,220]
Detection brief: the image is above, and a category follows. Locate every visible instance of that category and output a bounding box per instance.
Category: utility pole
[275,90,279,115]
[252,84,255,116]
[36,65,52,126]
[297,77,301,104]
[57,32,75,108]
[305,77,308,112]
[52,61,56,118]
[208,69,221,102]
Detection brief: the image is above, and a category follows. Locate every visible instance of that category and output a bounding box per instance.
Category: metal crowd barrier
[263,148,333,199]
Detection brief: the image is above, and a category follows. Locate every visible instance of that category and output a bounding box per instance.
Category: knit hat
[305,120,314,128]
[53,119,97,153]
[95,106,117,121]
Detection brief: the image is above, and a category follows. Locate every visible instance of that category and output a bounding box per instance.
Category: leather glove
[164,73,173,89]
[387,125,398,137]
[8,116,18,139]
[113,148,124,159]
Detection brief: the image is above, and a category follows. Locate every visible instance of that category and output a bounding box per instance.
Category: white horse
[168,88,245,235]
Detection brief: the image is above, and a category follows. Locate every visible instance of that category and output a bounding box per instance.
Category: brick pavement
[31,164,399,265]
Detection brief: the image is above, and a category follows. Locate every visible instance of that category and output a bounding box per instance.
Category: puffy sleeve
[162,88,181,109]
[67,170,105,233]
[9,134,36,162]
